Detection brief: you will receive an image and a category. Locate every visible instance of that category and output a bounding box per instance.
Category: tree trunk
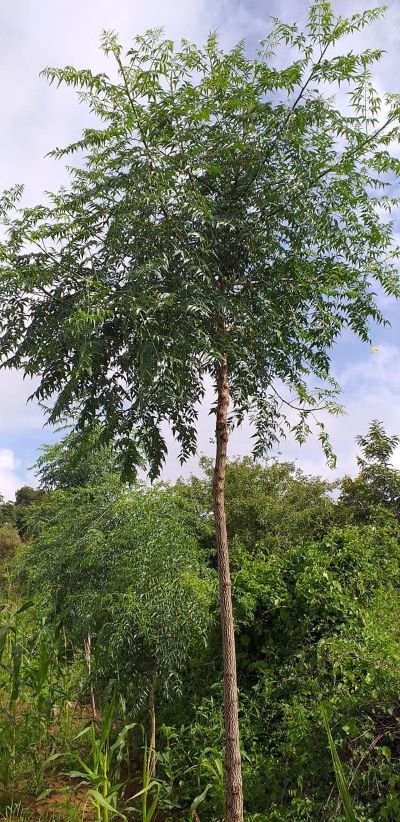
[148,680,156,778]
[83,633,97,720]
[213,358,243,822]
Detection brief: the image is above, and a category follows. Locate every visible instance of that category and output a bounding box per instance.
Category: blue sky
[1,0,400,499]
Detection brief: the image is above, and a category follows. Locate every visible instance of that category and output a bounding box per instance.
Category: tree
[20,478,213,767]
[356,419,400,468]
[34,427,120,490]
[0,496,17,528]
[14,486,42,507]
[1,4,400,818]
[339,420,400,522]
[228,522,400,820]
[178,456,335,557]
[14,486,45,539]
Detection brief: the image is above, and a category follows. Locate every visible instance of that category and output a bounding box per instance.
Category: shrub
[0,524,21,560]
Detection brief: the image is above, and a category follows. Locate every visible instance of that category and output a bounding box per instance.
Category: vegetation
[0,1,400,820]
[0,420,399,821]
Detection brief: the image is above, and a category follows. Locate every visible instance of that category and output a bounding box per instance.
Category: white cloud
[0,0,213,204]
[0,447,27,501]
[0,448,16,471]
[0,371,43,497]
[0,370,43,435]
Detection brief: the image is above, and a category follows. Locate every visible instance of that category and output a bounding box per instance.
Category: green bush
[0,525,21,560]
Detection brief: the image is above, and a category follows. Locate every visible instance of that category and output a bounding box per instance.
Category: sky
[1,0,400,499]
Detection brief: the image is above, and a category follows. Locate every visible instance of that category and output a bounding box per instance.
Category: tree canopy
[1,4,400,477]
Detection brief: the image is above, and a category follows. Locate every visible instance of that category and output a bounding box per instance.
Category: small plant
[0,601,66,803]
[127,740,161,822]
[321,706,358,822]
[65,700,134,821]
[0,803,29,822]
[190,747,225,820]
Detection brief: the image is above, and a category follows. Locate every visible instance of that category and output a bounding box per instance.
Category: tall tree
[1,4,400,818]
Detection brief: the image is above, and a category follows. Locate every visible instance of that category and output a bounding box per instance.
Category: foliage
[18,478,214,709]
[14,487,43,508]
[13,487,45,540]
[2,5,400,815]
[1,431,400,819]
[0,500,17,529]
[0,525,21,561]
[165,449,400,820]
[35,427,120,491]
[0,487,45,541]
[339,420,400,522]
[65,702,136,822]
[175,456,336,559]
[129,736,162,822]
[321,706,358,822]
[0,599,78,805]
[1,4,400,478]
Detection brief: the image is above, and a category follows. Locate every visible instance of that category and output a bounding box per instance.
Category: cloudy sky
[1,0,400,499]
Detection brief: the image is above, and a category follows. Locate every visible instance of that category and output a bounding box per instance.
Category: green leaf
[88,789,127,820]
[321,706,358,822]
[190,784,211,811]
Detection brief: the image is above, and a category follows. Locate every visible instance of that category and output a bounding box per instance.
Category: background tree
[35,427,120,490]
[0,494,17,528]
[178,456,335,557]
[13,486,45,539]
[1,4,400,818]
[339,420,400,523]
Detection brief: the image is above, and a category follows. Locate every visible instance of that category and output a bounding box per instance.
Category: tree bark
[213,358,243,822]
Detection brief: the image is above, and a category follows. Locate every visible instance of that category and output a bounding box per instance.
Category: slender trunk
[213,358,243,822]
[83,633,97,720]
[148,680,156,778]
[62,625,68,663]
